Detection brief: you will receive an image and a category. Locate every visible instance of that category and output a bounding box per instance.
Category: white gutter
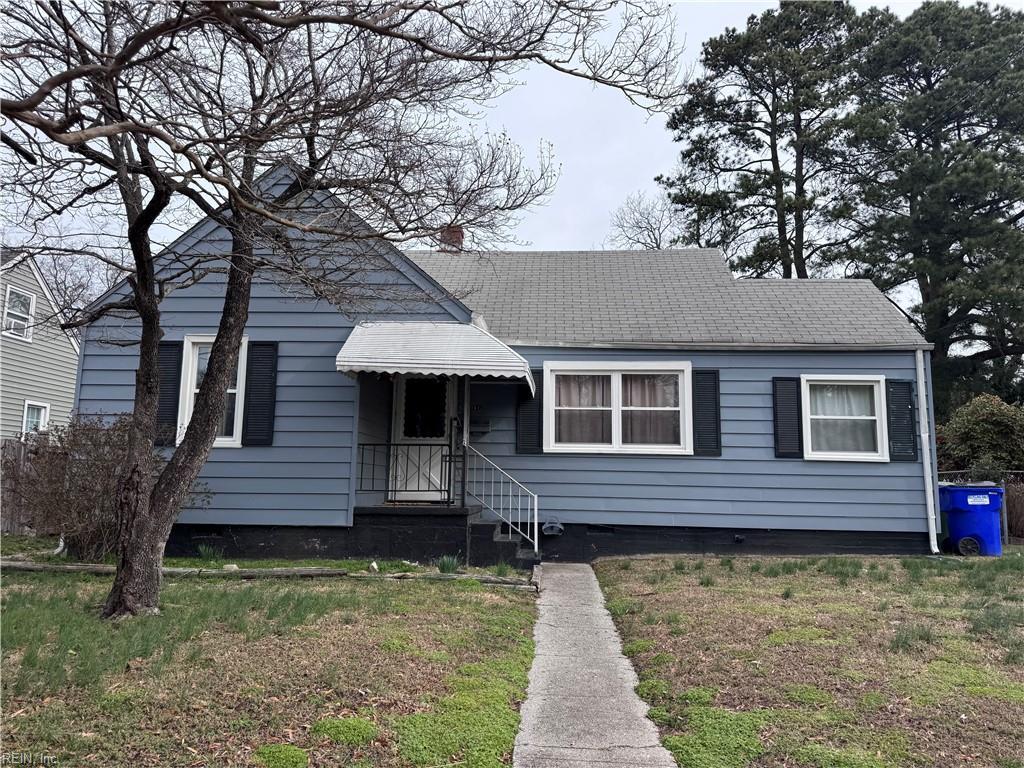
[916,349,940,554]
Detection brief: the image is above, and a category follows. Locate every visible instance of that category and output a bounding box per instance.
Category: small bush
[937,394,1024,477]
[312,716,378,745]
[781,587,794,600]
[196,543,224,564]
[0,416,209,561]
[699,575,715,587]
[607,598,641,618]
[618,559,633,570]
[254,744,307,768]
[436,554,460,574]
[673,559,688,573]
[491,562,512,577]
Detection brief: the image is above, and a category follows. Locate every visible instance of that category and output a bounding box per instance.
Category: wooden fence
[1,438,33,534]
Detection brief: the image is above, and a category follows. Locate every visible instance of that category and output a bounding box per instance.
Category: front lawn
[596,553,1024,768]
[1,571,535,767]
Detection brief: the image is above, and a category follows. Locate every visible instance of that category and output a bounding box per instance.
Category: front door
[390,375,455,501]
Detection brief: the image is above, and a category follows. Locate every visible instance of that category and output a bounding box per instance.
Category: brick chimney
[438,225,464,252]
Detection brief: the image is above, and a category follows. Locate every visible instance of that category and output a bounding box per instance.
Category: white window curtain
[808,383,878,453]
[554,374,611,443]
[622,373,680,445]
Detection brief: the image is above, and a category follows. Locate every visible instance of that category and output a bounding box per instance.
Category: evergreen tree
[658,2,865,277]
[830,2,1024,416]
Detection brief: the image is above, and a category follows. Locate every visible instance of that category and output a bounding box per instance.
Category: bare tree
[608,191,682,250]
[2,1,684,616]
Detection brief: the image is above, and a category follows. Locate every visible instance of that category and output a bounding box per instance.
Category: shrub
[0,416,208,561]
[937,394,1024,476]
[436,554,460,574]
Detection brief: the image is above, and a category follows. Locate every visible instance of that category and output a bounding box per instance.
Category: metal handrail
[464,444,539,552]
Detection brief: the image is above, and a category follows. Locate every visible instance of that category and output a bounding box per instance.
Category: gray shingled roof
[407,249,928,350]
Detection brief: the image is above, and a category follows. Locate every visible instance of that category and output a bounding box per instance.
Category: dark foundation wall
[538,524,931,561]
[167,508,474,563]
[167,516,931,565]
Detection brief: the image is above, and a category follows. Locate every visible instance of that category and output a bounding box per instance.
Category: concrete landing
[513,563,676,768]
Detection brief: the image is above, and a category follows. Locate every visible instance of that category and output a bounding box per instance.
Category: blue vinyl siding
[467,347,932,533]
[76,254,461,527]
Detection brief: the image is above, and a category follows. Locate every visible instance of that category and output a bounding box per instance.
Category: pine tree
[830,1,1024,416]
[658,2,865,277]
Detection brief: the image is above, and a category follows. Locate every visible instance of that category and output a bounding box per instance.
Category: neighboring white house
[0,254,80,440]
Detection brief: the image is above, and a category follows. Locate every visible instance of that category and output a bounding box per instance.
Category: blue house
[76,197,940,563]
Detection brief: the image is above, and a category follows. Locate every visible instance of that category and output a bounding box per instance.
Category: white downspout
[916,350,940,554]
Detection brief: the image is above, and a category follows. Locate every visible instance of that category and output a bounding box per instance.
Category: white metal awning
[336,321,535,393]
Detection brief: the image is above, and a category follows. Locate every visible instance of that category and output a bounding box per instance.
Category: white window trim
[3,285,36,342]
[800,374,889,463]
[543,360,694,455]
[177,335,249,448]
[22,400,50,435]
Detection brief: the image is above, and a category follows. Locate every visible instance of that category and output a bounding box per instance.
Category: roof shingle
[407,249,928,350]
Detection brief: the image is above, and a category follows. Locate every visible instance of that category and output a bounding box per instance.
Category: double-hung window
[178,335,248,447]
[800,375,888,462]
[544,362,692,454]
[22,400,50,434]
[3,286,35,341]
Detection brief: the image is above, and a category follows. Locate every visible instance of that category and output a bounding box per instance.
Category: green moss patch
[913,658,1024,704]
[392,639,533,768]
[312,716,377,745]
[662,705,771,768]
[784,683,833,706]
[253,744,307,768]
[793,744,886,768]
[622,639,655,657]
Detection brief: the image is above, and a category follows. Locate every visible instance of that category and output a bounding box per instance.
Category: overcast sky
[488,0,925,250]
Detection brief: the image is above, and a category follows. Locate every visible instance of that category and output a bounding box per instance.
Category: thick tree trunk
[103,181,171,618]
[103,291,163,617]
[103,213,256,617]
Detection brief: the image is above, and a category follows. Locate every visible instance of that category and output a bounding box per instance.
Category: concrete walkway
[513,563,676,767]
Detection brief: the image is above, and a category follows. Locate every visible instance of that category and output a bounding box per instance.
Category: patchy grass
[312,716,378,745]
[596,553,1024,767]
[1,569,534,766]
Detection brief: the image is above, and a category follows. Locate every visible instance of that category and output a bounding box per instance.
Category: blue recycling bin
[939,485,1004,557]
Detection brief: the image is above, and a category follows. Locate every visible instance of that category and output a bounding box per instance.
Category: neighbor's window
[179,336,248,447]
[801,375,888,462]
[22,401,49,434]
[3,286,35,340]
[545,362,692,454]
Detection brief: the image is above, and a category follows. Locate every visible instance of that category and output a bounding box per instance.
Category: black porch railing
[357,442,459,504]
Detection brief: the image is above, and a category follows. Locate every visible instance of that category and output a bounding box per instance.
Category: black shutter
[692,369,721,456]
[155,340,183,446]
[886,379,918,461]
[242,342,278,446]
[773,377,803,458]
[516,369,544,454]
